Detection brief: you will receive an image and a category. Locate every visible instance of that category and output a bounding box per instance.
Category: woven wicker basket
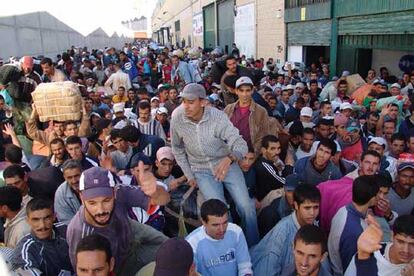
[32,81,82,122]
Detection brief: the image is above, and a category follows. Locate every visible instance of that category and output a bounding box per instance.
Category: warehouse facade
[151,0,286,63]
[285,0,414,77]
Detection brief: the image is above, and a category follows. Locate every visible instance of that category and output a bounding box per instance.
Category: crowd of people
[0,40,413,276]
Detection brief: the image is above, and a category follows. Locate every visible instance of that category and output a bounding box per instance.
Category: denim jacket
[250,212,301,275]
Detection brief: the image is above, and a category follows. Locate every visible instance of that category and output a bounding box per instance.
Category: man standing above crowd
[171,83,259,247]
[224,76,270,156]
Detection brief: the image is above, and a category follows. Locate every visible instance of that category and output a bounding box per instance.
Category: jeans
[194,163,259,247]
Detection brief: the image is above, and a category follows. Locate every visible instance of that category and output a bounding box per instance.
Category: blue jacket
[276,101,293,118]
[11,224,73,276]
[328,204,367,275]
[138,134,165,164]
[294,156,342,187]
[250,212,300,275]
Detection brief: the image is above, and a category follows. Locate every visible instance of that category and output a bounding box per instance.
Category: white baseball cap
[235,76,254,88]
[340,102,353,110]
[300,107,313,117]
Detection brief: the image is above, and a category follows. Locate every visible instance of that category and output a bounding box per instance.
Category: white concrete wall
[372,49,414,77]
[0,12,132,60]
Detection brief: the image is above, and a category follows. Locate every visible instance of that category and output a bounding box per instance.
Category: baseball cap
[79,167,116,200]
[397,162,414,172]
[368,137,387,148]
[113,102,125,113]
[295,82,305,89]
[334,113,349,126]
[286,84,294,90]
[179,83,207,100]
[130,152,152,168]
[156,146,175,161]
[340,102,353,111]
[391,83,401,89]
[347,119,360,132]
[285,174,301,191]
[151,96,160,103]
[211,83,221,90]
[156,107,168,115]
[235,76,253,88]
[300,107,313,117]
[154,238,193,276]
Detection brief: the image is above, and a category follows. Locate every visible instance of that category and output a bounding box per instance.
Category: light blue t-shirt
[186,223,252,276]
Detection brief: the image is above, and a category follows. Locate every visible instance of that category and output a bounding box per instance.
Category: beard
[84,206,113,226]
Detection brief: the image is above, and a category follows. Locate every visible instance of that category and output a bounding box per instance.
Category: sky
[0,0,157,36]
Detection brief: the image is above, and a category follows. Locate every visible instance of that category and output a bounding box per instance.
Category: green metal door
[217,0,234,54]
[203,4,216,51]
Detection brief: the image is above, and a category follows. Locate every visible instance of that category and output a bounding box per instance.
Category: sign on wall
[235,3,255,58]
[193,13,203,37]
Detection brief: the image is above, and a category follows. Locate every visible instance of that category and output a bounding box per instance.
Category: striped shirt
[136,118,166,142]
[171,105,248,180]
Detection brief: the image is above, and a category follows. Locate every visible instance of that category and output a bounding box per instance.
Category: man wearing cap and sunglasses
[67,165,170,276]
[171,83,260,247]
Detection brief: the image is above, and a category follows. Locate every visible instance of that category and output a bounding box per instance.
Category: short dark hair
[303,128,315,137]
[118,86,125,91]
[63,120,78,130]
[5,144,23,164]
[40,57,53,66]
[294,225,327,253]
[110,129,123,142]
[293,184,321,206]
[50,137,65,147]
[360,150,381,162]
[223,75,239,89]
[320,100,331,109]
[261,135,279,149]
[200,199,228,222]
[4,164,25,180]
[393,215,414,238]
[26,198,53,215]
[317,118,334,127]
[0,186,22,212]
[338,79,348,86]
[76,234,112,263]
[352,175,380,205]
[317,138,337,156]
[225,56,237,66]
[138,100,151,111]
[391,133,406,143]
[368,111,379,119]
[66,135,82,146]
[309,79,318,85]
[120,125,141,143]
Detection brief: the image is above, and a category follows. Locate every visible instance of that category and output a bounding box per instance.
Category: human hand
[138,161,157,197]
[187,179,197,188]
[169,178,180,190]
[376,198,391,218]
[214,157,232,182]
[357,215,383,260]
[2,123,15,137]
[99,154,114,171]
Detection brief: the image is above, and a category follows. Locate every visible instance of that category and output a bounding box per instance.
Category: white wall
[0,12,132,60]
[372,49,414,77]
[235,3,255,58]
[288,45,303,63]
